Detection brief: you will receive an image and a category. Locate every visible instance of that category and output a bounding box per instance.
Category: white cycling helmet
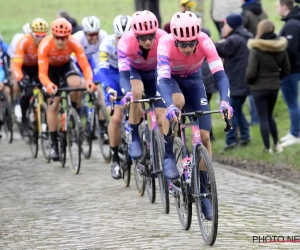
[22,23,32,34]
[82,16,100,33]
[113,15,132,37]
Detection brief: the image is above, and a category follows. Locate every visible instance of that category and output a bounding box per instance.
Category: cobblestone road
[1,138,300,250]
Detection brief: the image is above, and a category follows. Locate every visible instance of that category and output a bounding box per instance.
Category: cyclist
[118,10,166,160]
[12,18,49,137]
[8,23,32,125]
[38,18,97,160]
[73,16,108,141]
[72,16,108,81]
[157,11,233,219]
[99,14,132,179]
[0,42,6,139]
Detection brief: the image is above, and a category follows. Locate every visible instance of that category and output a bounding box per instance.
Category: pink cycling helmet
[170,11,201,41]
[131,10,158,35]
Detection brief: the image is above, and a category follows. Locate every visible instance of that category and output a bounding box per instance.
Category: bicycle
[26,82,49,160]
[110,97,132,187]
[49,86,87,174]
[79,85,111,162]
[133,97,169,214]
[168,109,231,246]
[0,78,13,143]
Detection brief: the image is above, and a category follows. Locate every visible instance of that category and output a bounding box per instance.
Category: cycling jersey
[7,33,24,58]
[38,35,93,88]
[72,30,108,81]
[118,29,166,72]
[13,34,38,81]
[157,32,230,131]
[98,34,122,106]
[117,29,167,108]
[0,58,4,82]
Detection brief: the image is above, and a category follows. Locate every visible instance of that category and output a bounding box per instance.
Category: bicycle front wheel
[3,101,13,144]
[79,107,92,159]
[173,137,192,230]
[153,129,169,214]
[194,144,218,246]
[40,102,50,163]
[66,108,81,174]
[95,103,111,163]
[27,104,38,158]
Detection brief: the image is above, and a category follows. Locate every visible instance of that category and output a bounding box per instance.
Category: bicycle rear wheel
[173,137,192,230]
[27,104,38,158]
[40,103,50,163]
[153,129,169,214]
[95,103,111,163]
[3,101,13,144]
[59,131,67,168]
[194,144,218,246]
[66,108,81,174]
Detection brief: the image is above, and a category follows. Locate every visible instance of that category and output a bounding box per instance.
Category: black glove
[19,76,30,88]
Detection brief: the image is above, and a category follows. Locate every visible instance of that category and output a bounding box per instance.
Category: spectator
[57,10,82,34]
[246,19,290,153]
[211,0,241,38]
[215,14,252,150]
[164,0,195,33]
[134,0,162,28]
[277,0,300,147]
[242,0,268,36]
[200,23,218,141]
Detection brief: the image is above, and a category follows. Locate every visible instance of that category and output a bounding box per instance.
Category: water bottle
[124,122,132,144]
[61,113,66,132]
[14,104,22,123]
[87,107,94,132]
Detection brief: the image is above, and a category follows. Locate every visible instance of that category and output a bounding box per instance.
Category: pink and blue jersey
[157,33,223,80]
[118,29,167,72]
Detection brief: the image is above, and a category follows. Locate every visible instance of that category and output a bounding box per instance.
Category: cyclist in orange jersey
[38,17,97,160]
[12,18,49,137]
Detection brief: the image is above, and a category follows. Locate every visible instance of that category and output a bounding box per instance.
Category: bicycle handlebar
[49,87,87,105]
[110,97,130,120]
[165,108,232,137]
[133,97,162,103]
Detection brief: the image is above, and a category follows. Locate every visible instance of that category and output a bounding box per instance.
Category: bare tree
[134,0,162,28]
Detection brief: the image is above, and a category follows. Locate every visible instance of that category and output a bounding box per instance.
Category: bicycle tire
[66,107,81,174]
[40,102,50,163]
[59,131,67,168]
[79,108,92,159]
[194,144,218,246]
[153,129,169,214]
[134,124,146,196]
[173,137,192,230]
[145,128,155,203]
[3,100,13,144]
[27,104,38,158]
[121,134,131,187]
[95,103,111,163]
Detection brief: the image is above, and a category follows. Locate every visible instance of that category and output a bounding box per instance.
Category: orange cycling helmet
[51,18,72,37]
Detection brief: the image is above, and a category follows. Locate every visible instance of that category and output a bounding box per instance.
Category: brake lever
[223,108,232,132]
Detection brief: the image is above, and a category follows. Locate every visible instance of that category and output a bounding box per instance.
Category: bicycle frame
[32,88,44,134]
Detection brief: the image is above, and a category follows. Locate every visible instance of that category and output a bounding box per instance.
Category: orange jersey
[13,34,38,81]
[38,35,93,87]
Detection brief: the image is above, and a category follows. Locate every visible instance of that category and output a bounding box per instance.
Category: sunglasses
[176,39,198,48]
[136,33,156,42]
[54,35,68,41]
[86,32,99,37]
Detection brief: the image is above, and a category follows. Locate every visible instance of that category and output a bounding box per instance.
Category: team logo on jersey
[200,98,208,105]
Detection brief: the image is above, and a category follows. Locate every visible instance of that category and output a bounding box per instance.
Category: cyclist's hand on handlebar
[47,83,58,95]
[121,92,133,107]
[19,76,30,88]
[219,100,234,119]
[105,88,117,102]
[85,80,97,93]
[166,104,181,122]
